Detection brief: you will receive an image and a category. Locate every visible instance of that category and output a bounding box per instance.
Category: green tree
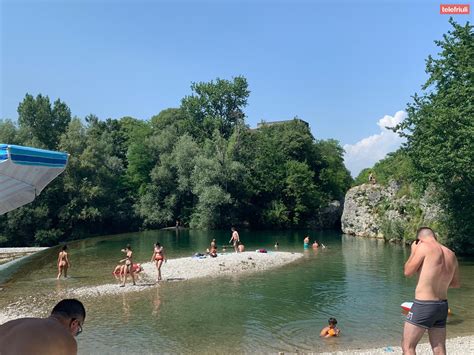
[181,76,250,140]
[395,19,474,254]
[0,119,19,144]
[59,115,135,237]
[316,139,353,200]
[283,160,321,225]
[353,150,414,187]
[17,94,71,149]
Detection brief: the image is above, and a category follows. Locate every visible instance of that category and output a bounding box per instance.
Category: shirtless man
[0,298,86,355]
[402,227,460,355]
[229,227,240,253]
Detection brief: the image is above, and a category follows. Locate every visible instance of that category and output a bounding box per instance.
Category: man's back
[0,317,77,355]
[415,242,458,300]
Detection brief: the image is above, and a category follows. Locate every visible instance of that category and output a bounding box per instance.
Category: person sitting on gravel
[237,241,245,253]
[0,299,86,355]
[113,263,143,278]
[209,248,218,257]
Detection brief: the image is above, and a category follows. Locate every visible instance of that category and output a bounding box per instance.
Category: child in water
[320,317,340,337]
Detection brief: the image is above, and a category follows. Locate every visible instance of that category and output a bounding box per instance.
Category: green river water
[0,230,472,354]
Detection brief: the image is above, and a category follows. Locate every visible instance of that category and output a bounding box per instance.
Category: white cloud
[343,111,406,177]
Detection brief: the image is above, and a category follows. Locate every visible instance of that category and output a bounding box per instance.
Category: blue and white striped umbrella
[0,144,68,215]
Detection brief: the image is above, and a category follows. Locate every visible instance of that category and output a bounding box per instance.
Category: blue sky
[0,0,469,176]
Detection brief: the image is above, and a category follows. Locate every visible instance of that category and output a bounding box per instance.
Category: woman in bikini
[119,244,136,287]
[57,245,70,279]
[151,242,166,282]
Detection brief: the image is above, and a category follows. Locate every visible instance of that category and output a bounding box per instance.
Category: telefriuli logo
[440,4,470,14]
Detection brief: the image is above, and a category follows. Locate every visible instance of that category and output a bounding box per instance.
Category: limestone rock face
[341,182,443,239]
[341,184,389,238]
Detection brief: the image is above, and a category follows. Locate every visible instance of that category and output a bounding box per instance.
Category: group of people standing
[57,242,167,286]
[116,242,166,286]
[206,227,244,257]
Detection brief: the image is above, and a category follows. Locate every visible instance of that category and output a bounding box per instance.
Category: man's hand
[404,241,426,277]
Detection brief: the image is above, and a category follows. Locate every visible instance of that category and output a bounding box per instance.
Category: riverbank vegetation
[354,20,473,255]
[0,78,352,247]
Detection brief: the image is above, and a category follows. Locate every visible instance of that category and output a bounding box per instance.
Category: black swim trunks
[405,299,448,329]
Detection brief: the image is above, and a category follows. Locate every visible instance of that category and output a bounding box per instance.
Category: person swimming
[151,242,166,282]
[57,245,71,279]
[312,241,319,249]
[303,236,310,249]
[320,317,340,338]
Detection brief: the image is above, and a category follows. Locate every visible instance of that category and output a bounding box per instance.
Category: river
[0,229,472,354]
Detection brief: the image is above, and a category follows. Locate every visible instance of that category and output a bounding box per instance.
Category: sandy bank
[0,247,48,265]
[318,335,474,354]
[68,251,303,297]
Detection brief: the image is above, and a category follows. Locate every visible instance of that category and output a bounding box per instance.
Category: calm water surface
[0,230,472,354]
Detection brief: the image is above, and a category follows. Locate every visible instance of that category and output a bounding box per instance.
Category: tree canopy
[0,78,352,247]
[355,19,473,254]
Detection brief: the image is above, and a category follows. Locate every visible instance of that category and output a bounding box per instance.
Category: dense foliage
[0,77,352,246]
[395,19,474,255]
[355,20,473,254]
[353,150,414,188]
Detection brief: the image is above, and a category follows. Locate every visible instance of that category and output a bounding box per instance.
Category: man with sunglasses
[401,227,460,355]
[0,298,85,355]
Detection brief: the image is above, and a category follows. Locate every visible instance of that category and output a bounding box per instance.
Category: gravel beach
[318,335,474,354]
[70,251,304,297]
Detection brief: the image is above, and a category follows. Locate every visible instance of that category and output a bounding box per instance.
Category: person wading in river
[57,244,71,279]
[402,227,460,355]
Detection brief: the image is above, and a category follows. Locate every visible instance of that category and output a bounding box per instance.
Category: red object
[113,263,141,275]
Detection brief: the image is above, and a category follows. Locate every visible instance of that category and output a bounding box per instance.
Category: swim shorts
[405,299,448,329]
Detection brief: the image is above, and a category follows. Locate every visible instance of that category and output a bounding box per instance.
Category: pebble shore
[71,251,304,297]
[318,335,474,354]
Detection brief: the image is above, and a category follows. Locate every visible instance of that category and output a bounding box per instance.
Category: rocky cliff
[341,182,443,241]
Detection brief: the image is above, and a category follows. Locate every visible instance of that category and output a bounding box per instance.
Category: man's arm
[404,242,426,277]
[449,257,460,288]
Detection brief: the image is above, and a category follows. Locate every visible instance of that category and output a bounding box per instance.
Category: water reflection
[121,293,130,323]
[152,287,161,316]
